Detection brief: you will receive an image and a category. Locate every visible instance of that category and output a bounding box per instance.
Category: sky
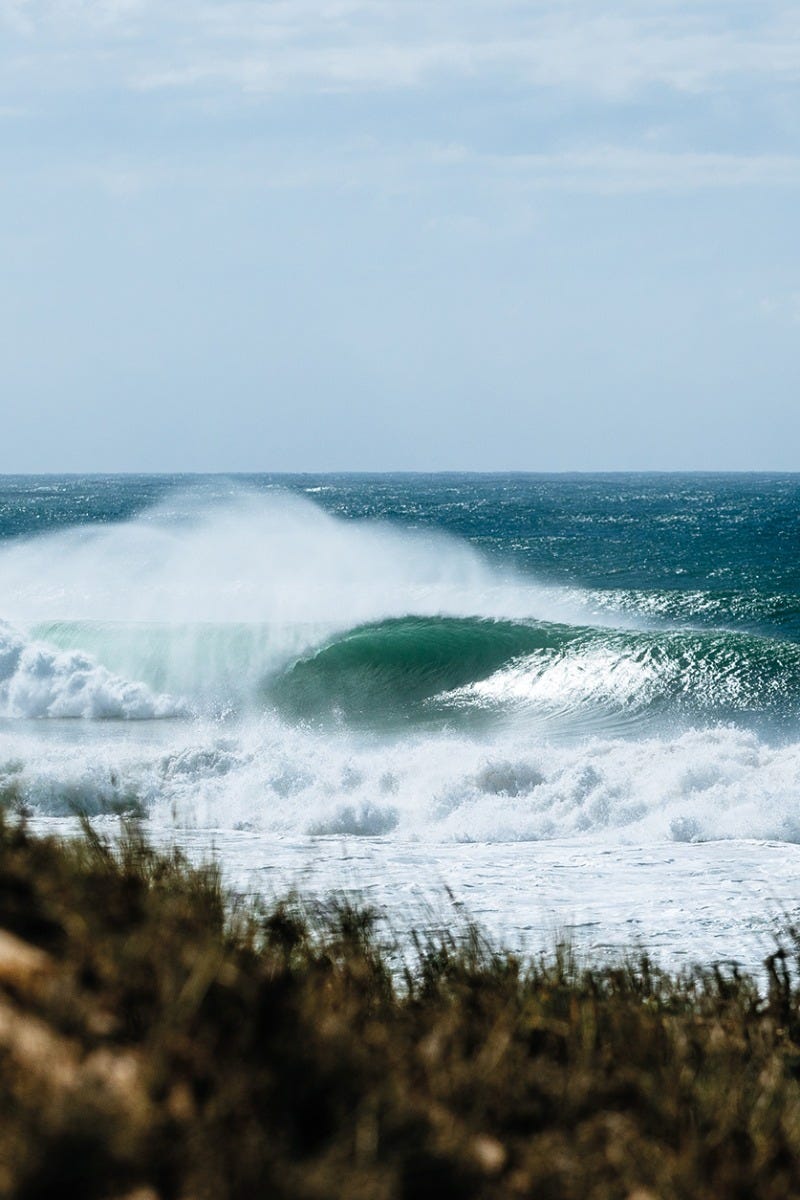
[1,0,799,472]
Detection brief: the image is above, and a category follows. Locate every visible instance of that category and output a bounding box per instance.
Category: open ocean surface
[3,473,800,972]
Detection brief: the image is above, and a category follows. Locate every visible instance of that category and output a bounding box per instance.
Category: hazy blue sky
[2,1,799,471]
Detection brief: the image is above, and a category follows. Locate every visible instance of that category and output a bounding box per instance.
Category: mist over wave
[0,487,541,627]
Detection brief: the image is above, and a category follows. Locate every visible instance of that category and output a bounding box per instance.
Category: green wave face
[266,617,573,724]
[267,615,800,731]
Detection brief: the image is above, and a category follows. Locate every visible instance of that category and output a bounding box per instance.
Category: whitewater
[3,473,800,972]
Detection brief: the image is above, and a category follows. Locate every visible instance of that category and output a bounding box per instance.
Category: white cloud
[132,8,800,98]
[4,1,800,100]
[46,139,800,205]
[759,292,800,325]
[489,146,800,194]
[256,141,800,197]
[0,0,34,34]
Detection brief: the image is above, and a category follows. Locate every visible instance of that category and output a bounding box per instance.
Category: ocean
[2,472,800,971]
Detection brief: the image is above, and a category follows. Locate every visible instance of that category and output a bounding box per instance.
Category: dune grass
[2,814,800,1198]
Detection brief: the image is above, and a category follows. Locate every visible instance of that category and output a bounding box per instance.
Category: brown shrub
[1,813,799,1199]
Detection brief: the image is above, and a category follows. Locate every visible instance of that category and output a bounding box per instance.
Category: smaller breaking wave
[0,621,183,720]
[458,627,800,733]
[7,719,800,845]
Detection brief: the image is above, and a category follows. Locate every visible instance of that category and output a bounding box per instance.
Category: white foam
[0,621,182,720]
[5,716,800,845]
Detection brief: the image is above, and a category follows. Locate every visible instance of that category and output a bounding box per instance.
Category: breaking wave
[268,617,567,723]
[3,486,800,844]
[20,610,800,732]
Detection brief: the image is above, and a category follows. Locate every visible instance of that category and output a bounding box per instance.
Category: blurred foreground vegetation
[2,816,800,1199]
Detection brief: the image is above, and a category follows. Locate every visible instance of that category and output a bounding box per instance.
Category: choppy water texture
[4,474,800,968]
